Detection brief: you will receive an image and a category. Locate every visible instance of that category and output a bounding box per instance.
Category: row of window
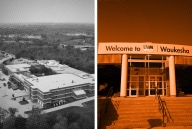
[51,93,72,98]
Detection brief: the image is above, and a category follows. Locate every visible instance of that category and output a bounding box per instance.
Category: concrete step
[103,125,192,129]
[102,114,162,120]
[120,102,159,105]
[109,120,162,128]
[107,106,159,111]
[166,122,192,126]
[101,121,192,129]
[104,109,161,113]
[113,111,161,114]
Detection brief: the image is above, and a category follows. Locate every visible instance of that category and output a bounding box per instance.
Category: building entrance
[128,75,166,97]
[146,75,166,96]
[128,75,145,97]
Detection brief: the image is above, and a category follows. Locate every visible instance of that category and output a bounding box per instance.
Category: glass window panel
[157,82,162,88]
[131,82,137,88]
[150,82,155,88]
[150,89,156,95]
[157,89,162,95]
[131,90,137,95]
[150,76,155,81]
[157,76,162,81]
[131,76,137,81]
[139,76,144,81]
[139,82,144,88]
[145,82,149,88]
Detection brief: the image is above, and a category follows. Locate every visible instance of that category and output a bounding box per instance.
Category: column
[120,54,128,97]
[169,56,176,97]
[165,57,170,96]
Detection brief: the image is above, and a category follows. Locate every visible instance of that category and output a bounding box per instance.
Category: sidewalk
[43,96,94,113]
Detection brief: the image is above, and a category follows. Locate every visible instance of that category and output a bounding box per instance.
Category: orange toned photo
[98,0,192,129]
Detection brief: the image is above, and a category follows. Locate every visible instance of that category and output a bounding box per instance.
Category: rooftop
[6,64,30,73]
[25,73,94,92]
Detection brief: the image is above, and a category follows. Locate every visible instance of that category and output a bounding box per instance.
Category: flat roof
[25,73,94,92]
[6,64,30,73]
[54,66,86,74]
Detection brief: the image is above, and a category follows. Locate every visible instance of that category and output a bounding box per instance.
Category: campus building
[5,61,94,108]
[5,64,31,75]
[98,42,192,97]
[23,73,94,108]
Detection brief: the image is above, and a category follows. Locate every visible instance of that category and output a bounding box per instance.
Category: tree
[68,122,81,129]
[0,108,8,123]
[65,112,80,125]
[53,115,68,129]
[26,112,41,129]
[8,108,18,117]
[15,115,27,129]
[3,116,15,129]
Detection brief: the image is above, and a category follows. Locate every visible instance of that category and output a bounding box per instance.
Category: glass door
[129,76,137,97]
[148,75,164,96]
[128,75,145,97]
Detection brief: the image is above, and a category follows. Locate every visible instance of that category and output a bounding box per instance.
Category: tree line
[0,42,94,73]
[0,105,94,129]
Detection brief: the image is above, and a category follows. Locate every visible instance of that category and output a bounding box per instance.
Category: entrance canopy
[98,42,192,56]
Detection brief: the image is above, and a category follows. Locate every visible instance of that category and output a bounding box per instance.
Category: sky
[0,0,94,24]
[98,0,192,45]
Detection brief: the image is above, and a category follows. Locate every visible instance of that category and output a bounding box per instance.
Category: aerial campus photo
[0,0,94,129]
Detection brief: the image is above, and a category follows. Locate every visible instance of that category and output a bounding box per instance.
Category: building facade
[22,73,94,108]
[98,42,192,97]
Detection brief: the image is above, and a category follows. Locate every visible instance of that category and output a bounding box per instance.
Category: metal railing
[98,87,113,129]
[157,93,174,127]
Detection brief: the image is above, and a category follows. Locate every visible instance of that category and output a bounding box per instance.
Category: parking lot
[0,71,41,118]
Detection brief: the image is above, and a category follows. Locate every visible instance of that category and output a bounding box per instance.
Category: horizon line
[0,22,94,25]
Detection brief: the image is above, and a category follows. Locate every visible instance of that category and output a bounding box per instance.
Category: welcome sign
[98,42,192,56]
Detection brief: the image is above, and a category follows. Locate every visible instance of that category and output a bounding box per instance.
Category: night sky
[98,0,192,45]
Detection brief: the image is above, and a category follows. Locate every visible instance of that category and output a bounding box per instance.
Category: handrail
[98,87,113,129]
[157,93,174,126]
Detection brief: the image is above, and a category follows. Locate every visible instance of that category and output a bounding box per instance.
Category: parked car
[3,83,6,87]
[2,78,5,81]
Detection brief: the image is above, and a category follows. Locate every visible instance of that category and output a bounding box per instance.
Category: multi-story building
[23,73,94,108]
[4,64,31,75]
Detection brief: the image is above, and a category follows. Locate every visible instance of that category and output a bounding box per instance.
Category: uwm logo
[143,45,153,51]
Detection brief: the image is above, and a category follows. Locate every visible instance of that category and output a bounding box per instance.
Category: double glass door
[146,75,165,96]
[128,75,166,97]
[128,75,145,97]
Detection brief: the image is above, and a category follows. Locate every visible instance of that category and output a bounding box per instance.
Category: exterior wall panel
[98,54,122,64]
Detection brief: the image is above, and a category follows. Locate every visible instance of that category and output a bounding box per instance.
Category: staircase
[163,97,192,127]
[100,97,162,129]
